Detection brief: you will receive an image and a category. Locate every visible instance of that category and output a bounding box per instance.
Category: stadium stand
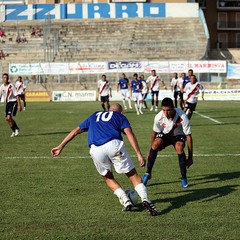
[0,17,209,90]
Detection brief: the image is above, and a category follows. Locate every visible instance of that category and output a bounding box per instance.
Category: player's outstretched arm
[124,128,146,168]
[51,127,83,157]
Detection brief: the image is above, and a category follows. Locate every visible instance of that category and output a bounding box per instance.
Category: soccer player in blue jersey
[130,73,144,115]
[51,103,159,216]
[117,73,132,110]
[183,69,193,88]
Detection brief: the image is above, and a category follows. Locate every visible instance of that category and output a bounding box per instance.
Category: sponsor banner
[69,62,106,74]
[144,61,226,73]
[52,90,96,101]
[26,91,50,102]
[106,61,144,72]
[227,63,240,79]
[41,62,69,75]
[9,61,227,75]
[9,63,44,75]
[204,89,240,100]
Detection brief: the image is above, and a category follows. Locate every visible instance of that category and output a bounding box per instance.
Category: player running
[0,73,22,137]
[117,73,132,110]
[51,103,159,216]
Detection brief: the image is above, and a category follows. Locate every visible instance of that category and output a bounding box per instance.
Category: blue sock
[146,148,158,174]
[178,153,187,179]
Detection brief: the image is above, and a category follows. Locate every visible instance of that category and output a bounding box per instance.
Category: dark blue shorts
[184,102,197,111]
[6,101,18,117]
[151,91,159,97]
[100,95,110,103]
[156,133,186,150]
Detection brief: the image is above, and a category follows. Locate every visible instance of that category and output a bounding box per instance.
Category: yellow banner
[26,91,50,102]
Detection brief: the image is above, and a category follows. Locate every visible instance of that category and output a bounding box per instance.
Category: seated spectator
[22,34,28,43]
[30,27,36,38]
[16,33,21,43]
[0,29,6,43]
[35,27,43,37]
[0,50,5,60]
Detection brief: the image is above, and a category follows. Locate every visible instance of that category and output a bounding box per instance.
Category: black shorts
[151,90,159,97]
[100,95,109,103]
[156,133,186,149]
[18,93,25,101]
[174,91,183,100]
[184,102,197,111]
[6,101,18,117]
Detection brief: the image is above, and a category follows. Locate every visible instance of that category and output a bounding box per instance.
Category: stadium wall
[1,3,199,21]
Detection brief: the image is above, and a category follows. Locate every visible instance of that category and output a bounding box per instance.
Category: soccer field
[0,101,240,240]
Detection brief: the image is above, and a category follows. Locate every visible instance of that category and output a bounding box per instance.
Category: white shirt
[15,80,26,94]
[141,80,148,94]
[98,79,111,97]
[146,75,163,91]
[171,77,183,92]
[0,83,18,103]
[184,82,204,104]
[153,108,191,136]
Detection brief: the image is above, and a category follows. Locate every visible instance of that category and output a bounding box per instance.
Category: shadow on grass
[20,131,70,137]
[157,185,237,215]
[152,171,240,215]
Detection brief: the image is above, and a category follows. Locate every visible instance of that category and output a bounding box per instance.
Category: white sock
[114,188,129,205]
[134,103,139,113]
[122,99,126,108]
[139,102,143,111]
[134,183,148,202]
[128,98,132,108]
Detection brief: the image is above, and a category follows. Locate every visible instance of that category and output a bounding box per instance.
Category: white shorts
[132,92,143,102]
[89,139,135,176]
[120,89,130,99]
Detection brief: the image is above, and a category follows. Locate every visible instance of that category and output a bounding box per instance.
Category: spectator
[0,50,5,60]
[35,27,43,37]
[0,29,6,43]
[30,28,36,38]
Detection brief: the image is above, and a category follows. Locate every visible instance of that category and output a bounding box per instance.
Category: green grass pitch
[0,100,239,240]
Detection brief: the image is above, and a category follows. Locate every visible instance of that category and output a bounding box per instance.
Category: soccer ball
[119,188,139,206]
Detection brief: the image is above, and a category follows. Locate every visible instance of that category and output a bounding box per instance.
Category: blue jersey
[131,80,142,93]
[183,76,191,88]
[118,78,129,90]
[79,111,131,147]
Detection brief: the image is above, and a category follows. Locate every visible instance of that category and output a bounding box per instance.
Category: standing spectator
[0,29,6,43]
[171,72,183,109]
[142,97,193,188]
[0,50,6,60]
[117,73,132,110]
[183,74,204,119]
[15,76,27,111]
[51,103,159,216]
[97,74,112,110]
[130,73,143,115]
[140,74,149,109]
[146,69,167,112]
[0,73,22,137]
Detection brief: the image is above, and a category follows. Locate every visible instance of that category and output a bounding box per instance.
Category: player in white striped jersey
[0,73,22,137]
[183,74,204,119]
[97,74,112,111]
[15,76,27,111]
[142,97,193,188]
[146,69,167,112]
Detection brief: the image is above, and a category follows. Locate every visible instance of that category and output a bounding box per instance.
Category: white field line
[4,153,240,160]
[194,111,222,124]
